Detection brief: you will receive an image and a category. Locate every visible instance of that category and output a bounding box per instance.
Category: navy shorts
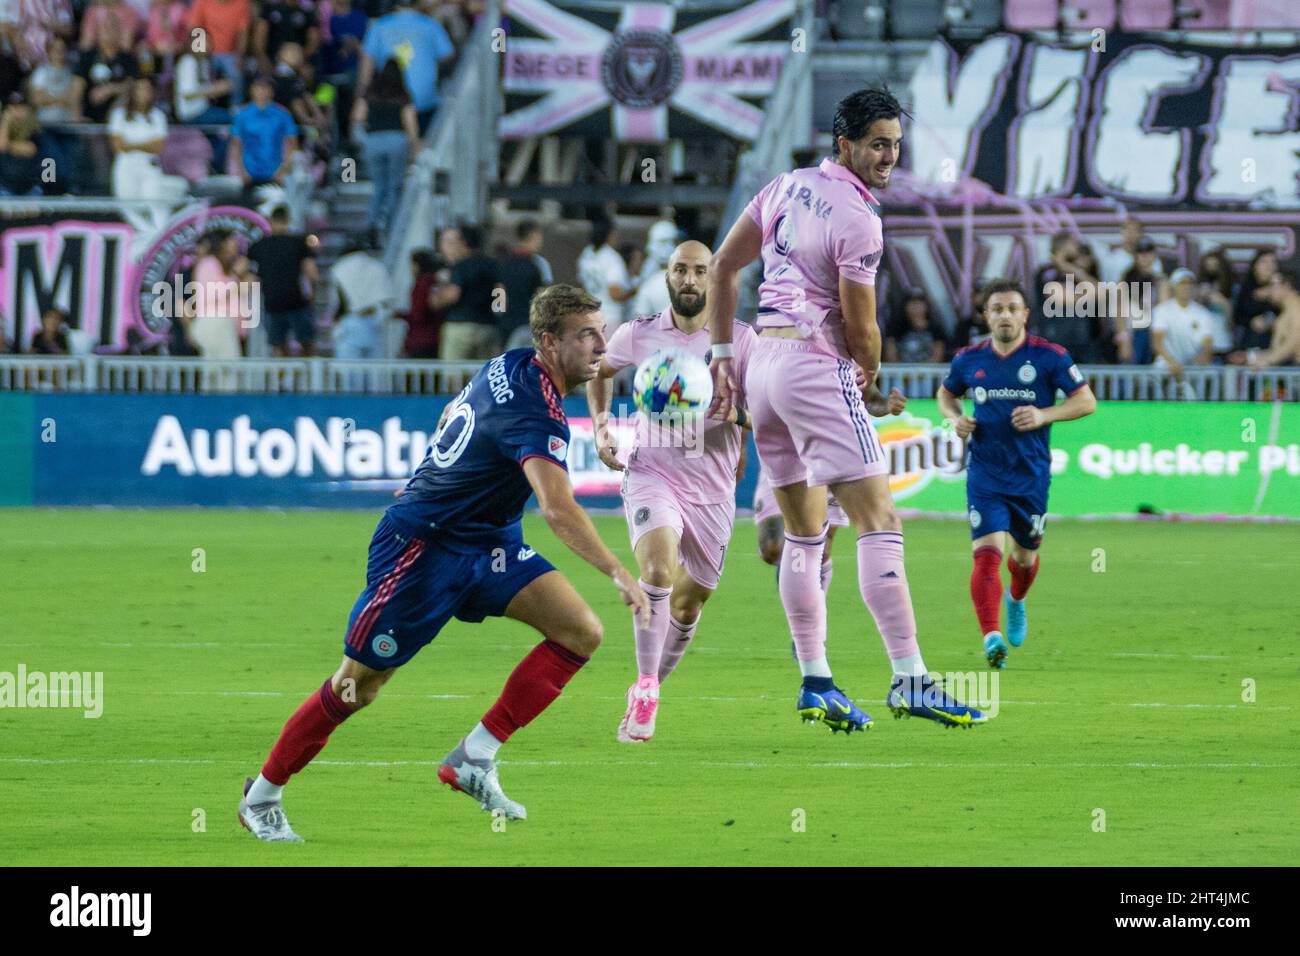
[967,484,1049,551]
[266,306,316,348]
[343,514,555,669]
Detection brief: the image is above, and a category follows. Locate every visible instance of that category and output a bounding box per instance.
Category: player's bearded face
[667,269,706,318]
[846,118,903,190]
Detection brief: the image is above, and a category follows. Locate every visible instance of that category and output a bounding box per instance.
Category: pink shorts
[752,463,849,527]
[745,336,889,488]
[622,471,735,591]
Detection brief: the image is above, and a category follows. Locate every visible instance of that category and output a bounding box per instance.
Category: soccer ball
[633,348,713,421]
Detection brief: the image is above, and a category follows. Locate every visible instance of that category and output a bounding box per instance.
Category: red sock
[261,679,354,786]
[970,546,1003,636]
[1008,553,1040,600]
[480,640,589,743]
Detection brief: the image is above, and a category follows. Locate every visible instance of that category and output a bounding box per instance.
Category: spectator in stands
[578,215,635,336]
[27,307,69,354]
[1232,248,1280,350]
[188,0,252,106]
[271,41,325,136]
[230,73,297,194]
[434,222,501,360]
[1194,249,1235,362]
[1117,238,1163,364]
[401,247,444,358]
[0,99,44,195]
[885,291,947,363]
[1035,231,1106,363]
[330,232,393,360]
[107,76,188,201]
[0,32,27,104]
[320,0,367,150]
[359,0,454,135]
[1152,268,1215,384]
[496,219,548,351]
[630,218,677,319]
[190,227,252,362]
[247,204,319,356]
[255,0,319,75]
[1246,272,1300,368]
[1100,216,1163,285]
[1,0,75,71]
[951,282,990,351]
[144,0,189,72]
[79,17,138,123]
[174,45,232,169]
[79,0,144,53]
[28,36,82,122]
[353,57,416,242]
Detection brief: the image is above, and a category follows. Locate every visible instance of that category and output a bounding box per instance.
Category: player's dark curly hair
[981,279,1029,309]
[831,86,911,158]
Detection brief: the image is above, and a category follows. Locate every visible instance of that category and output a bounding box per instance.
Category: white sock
[464,722,503,762]
[797,656,833,678]
[891,653,928,677]
[246,773,283,805]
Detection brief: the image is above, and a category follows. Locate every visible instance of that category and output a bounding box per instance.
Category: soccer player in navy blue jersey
[239,284,650,839]
[937,279,1097,669]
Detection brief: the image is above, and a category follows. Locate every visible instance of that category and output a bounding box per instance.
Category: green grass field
[1,509,1295,866]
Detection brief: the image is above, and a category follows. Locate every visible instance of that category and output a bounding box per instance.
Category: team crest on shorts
[1018,363,1037,384]
[372,633,398,659]
[635,506,650,526]
[969,509,982,529]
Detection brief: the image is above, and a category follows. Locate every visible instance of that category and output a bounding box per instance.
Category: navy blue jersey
[386,349,570,550]
[942,335,1086,495]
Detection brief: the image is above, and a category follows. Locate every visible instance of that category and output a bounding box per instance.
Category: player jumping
[707,86,987,731]
[587,240,755,742]
[239,284,649,841]
[936,279,1097,668]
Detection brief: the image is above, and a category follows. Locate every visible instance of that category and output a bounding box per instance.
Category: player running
[936,279,1097,668]
[239,284,649,841]
[707,86,987,731]
[587,240,755,742]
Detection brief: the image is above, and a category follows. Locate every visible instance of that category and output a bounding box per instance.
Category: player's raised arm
[523,457,649,626]
[706,212,762,420]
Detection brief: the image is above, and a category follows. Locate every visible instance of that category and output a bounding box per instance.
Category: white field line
[0,756,1293,771]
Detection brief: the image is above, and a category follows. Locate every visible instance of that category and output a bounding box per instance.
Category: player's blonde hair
[529,284,601,345]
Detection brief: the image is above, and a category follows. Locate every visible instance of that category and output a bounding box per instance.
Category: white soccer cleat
[616,683,641,743]
[623,675,660,742]
[438,739,527,820]
[238,777,305,843]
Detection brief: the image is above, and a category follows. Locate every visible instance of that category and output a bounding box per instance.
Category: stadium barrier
[1,392,1296,516]
[1,355,1298,402]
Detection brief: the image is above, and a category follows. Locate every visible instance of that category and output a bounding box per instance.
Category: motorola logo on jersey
[973,386,1037,403]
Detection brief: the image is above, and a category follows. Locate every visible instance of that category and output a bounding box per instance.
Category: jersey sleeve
[1050,348,1087,395]
[829,204,884,286]
[942,353,967,396]
[602,319,637,371]
[502,413,570,472]
[743,174,781,228]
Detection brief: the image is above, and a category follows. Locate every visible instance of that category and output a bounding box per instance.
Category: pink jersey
[744,157,884,360]
[604,309,755,505]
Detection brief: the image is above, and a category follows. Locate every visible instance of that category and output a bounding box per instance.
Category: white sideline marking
[0,756,1293,771]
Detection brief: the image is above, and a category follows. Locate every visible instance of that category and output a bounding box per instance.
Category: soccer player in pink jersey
[706,86,988,731]
[587,240,755,742]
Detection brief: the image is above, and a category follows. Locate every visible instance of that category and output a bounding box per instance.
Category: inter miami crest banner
[500,0,796,142]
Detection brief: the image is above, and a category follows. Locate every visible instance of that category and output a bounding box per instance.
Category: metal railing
[3,355,1298,400]
[383,0,502,308]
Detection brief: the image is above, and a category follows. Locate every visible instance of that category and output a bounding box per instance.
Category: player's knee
[332,672,385,709]
[856,500,901,533]
[639,559,675,589]
[758,538,783,565]
[568,610,603,656]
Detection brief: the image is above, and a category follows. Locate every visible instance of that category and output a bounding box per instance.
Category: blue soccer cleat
[797,683,872,733]
[983,632,1009,669]
[1004,590,1028,647]
[887,674,989,729]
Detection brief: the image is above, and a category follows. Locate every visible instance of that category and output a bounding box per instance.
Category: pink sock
[780,525,828,662]
[857,531,920,659]
[633,579,673,678]
[820,558,833,594]
[658,613,697,683]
